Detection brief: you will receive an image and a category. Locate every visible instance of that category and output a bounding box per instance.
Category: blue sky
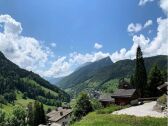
[0,0,167,77]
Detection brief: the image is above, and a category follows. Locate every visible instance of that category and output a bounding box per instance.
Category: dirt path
[112,101,166,118]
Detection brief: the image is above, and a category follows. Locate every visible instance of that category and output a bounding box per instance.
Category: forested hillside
[0,51,70,106]
[57,55,167,96]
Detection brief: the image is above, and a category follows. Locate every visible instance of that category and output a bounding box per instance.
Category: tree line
[0,101,46,126]
[130,46,167,97]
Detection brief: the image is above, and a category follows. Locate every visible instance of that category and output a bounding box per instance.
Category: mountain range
[55,55,167,96]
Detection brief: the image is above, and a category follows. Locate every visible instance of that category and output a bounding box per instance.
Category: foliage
[3,92,16,103]
[96,105,125,114]
[73,93,93,121]
[0,109,6,125]
[157,94,166,106]
[27,102,34,126]
[134,46,147,97]
[6,106,27,126]
[91,99,102,111]
[33,101,46,126]
[148,64,164,97]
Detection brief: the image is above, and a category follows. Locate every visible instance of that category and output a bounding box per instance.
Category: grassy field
[72,105,167,126]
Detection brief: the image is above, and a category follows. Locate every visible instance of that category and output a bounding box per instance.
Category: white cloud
[94,42,103,49]
[128,20,153,34]
[43,51,110,77]
[111,17,167,61]
[0,15,22,34]
[0,14,51,71]
[144,20,153,28]
[139,0,154,6]
[160,0,168,16]
[43,56,71,77]
[50,42,56,47]
[127,23,142,33]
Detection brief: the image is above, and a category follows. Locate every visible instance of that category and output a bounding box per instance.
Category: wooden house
[99,93,115,107]
[46,107,72,126]
[111,89,138,105]
[157,82,168,95]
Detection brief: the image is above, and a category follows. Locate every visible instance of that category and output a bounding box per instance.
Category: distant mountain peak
[97,56,112,63]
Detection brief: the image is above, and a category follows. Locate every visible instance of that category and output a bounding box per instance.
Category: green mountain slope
[0,51,70,106]
[57,55,167,96]
[57,56,113,89]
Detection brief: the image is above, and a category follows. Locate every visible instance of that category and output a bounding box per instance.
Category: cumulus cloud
[0,14,51,71]
[160,0,168,16]
[113,0,168,62]
[144,20,153,28]
[127,23,142,33]
[139,0,154,6]
[128,20,153,34]
[43,51,110,77]
[94,42,103,49]
[43,56,71,77]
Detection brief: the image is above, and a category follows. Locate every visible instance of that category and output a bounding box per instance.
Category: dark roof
[46,107,72,122]
[111,89,136,98]
[157,82,168,90]
[99,93,114,102]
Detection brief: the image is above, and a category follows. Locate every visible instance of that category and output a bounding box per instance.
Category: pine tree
[33,101,46,126]
[39,103,46,124]
[148,64,164,97]
[33,101,40,126]
[27,102,34,126]
[130,75,135,87]
[134,46,147,97]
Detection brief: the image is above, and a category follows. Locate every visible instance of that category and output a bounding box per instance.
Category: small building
[111,89,138,105]
[157,82,168,95]
[99,93,115,107]
[46,107,72,126]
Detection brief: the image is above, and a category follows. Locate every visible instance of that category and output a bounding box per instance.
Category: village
[39,80,167,126]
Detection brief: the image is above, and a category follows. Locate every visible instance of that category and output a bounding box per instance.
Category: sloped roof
[47,107,72,122]
[157,82,168,90]
[99,93,114,102]
[111,89,136,98]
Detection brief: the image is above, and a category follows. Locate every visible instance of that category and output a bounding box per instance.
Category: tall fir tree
[27,102,34,126]
[33,101,46,126]
[39,103,46,124]
[148,64,164,97]
[134,46,147,97]
[130,75,135,88]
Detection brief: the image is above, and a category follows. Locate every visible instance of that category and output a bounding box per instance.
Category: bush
[157,94,166,106]
[0,95,7,104]
[0,109,6,125]
[91,99,102,110]
[96,105,125,114]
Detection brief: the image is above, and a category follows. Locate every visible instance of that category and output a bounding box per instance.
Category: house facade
[46,107,72,126]
[111,89,138,105]
[99,93,115,107]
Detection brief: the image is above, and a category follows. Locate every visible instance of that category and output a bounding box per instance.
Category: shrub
[96,105,125,114]
[157,94,166,106]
